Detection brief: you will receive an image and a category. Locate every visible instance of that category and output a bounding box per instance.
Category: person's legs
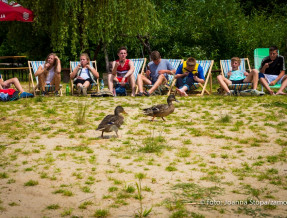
[259,73,274,95]
[128,74,136,97]
[176,77,189,96]
[108,73,117,93]
[217,75,232,93]
[137,74,151,93]
[82,80,91,96]
[2,78,24,93]
[276,75,287,95]
[38,73,47,92]
[50,72,61,92]
[243,69,258,89]
[76,83,83,95]
[148,74,167,94]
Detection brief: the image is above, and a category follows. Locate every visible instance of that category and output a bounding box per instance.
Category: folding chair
[254,48,283,91]
[220,58,252,91]
[70,61,99,95]
[169,60,214,96]
[143,59,183,95]
[28,61,63,96]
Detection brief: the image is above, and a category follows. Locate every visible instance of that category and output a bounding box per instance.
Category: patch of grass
[138,136,166,153]
[93,209,109,217]
[53,189,74,196]
[46,204,60,210]
[75,102,88,125]
[79,201,93,209]
[24,180,38,186]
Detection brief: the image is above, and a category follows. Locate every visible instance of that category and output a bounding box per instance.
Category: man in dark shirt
[259,46,286,95]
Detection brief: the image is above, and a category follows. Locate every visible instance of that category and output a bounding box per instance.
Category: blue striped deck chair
[169,60,214,96]
[70,61,99,95]
[28,61,63,96]
[115,58,146,95]
[143,59,183,95]
[220,58,252,91]
[254,48,284,92]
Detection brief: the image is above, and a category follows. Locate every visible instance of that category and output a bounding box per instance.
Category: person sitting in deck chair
[259,46,287,95]
[217,57,259,95]
[108,46,136,97]
[175,57,204,96]
[136,51,175,96]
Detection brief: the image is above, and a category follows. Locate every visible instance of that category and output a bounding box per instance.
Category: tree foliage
[0,0,286,71]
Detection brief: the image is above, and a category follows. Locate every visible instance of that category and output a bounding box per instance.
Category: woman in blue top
[217,57,259,95]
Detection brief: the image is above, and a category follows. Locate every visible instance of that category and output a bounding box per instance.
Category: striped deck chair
[220,58,252,91]
[28,61,63,96]
[143,59,183,95]
[70,61,99,95]
[169,60,214,96]
[254,48,284,91]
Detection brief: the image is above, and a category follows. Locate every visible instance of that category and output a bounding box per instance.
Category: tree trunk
[137,34,152,61]
[103,44,110,73]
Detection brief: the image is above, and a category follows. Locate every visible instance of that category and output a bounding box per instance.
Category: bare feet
[269,90,275,95]
[176,88,188,96]
[276,91,286,95]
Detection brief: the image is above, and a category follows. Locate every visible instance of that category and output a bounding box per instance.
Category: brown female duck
[97,106,127,138]
[143,94,178,121]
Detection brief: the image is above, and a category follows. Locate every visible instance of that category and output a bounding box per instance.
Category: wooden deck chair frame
[113,58,146,95]
[254,48,284,91]
[220,58,252,91]
[140,59,183,95]
[169,60,214,96]
[28,61,63,96]
[70,61,99,95]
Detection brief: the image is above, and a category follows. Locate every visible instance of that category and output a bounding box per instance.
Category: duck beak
[123,111,128,115]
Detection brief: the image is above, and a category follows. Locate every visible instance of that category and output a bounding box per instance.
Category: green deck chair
[70,61,99,95]
[254,48,283,91]
[28,61,63,96]
[220,58,252,91]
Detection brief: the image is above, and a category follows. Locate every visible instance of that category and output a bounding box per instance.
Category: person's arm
[87,64,99,79]
[123,60,135,79]
[54,56,61,74]
[174,64,185,79]
[194,65,205,84]
[70,64,81,79]
[35,65,46,76]
[111,61,119,75]
[270,70,285,85]
[158,61,175,75]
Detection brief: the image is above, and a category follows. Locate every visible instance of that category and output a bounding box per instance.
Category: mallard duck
[97,106,127,138]
[143,94,178,121]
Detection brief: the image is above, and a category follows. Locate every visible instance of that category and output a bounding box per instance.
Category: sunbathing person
[137,51,175,96]
[108,46,136,96]
[259,46,286,95]
[0,74,33,98]
[34,53,61,96]
[175,57,204,96]
[70,53,99,96]
[217,57,259,95]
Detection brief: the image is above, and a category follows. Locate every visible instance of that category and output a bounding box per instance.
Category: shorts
[231,79,245,84]
[259,73,284,84]
[74,78,93,85]
[116,77,128,83]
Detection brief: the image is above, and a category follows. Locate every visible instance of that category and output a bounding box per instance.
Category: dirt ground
[0,92,287,218]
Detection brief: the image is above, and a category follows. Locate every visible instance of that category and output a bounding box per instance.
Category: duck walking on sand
[143,94,179,121]
[97,106,127,138]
